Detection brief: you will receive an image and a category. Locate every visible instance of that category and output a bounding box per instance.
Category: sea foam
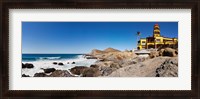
[39,56,61,60]
[22,55,97,77]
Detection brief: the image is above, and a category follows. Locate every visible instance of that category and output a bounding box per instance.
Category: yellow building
[137,24,178,50]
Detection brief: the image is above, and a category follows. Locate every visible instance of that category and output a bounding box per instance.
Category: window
[142,41,146,45]
[156,39,161,43]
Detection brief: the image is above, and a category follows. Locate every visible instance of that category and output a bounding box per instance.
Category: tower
[153,24,161,37]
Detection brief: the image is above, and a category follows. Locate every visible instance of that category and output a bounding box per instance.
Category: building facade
[137,24,178,50]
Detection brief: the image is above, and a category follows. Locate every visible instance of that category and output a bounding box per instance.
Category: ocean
[22,54,97,77]
[22,54,83,62]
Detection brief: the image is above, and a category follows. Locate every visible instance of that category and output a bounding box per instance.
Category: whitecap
[22,55,97,77]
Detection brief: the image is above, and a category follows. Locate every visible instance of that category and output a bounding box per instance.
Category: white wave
[39,57,61,60]
[22,55,97,77]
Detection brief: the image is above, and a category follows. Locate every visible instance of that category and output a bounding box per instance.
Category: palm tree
[137,31,141,42]
[136,31,141,50]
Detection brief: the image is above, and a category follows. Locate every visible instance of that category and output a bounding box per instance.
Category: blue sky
[22,22,178,54]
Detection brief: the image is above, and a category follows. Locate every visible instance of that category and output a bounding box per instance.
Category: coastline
[22,47,178,77]
[22,54,97,77]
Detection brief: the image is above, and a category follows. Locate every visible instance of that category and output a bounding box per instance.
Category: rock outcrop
[58,62,64,65]
[34,73,46,77]
[103,47,120,53]
[22,74,30,77]
[108,57,177,77]
[82,67,101,77]
[86,48,138,76]
[159,48,177,57]
[86,56,98,59]
[149,51,159,58]
[53,62,57,65]
[90,47,120,56]
[94,61,121,76]
[49,70,74,77]
[43,68,56,73]
[90,49,104,55]
[70,66,88,75]
[69,66,101,77]
[34,70,73,77]
[32,47,178,77]
[22,63,26,68]
[22,63,34,69]
[155,58,178,77]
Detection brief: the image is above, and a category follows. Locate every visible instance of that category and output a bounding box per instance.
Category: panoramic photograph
[22,22,178,77]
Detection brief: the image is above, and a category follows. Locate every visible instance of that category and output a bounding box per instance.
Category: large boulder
[43,68,56,73]
[82,67,101,77]
[24,63,34,68]
[70,66,88,75]
[159,49,165,56]
[22,74,30,77]
[161,48,177,57]
[58,62,64,65]
[34,73,47,77]
[149,51,159,58]
[49,70,74,77]
[96,61,121,76]
[53,62,57,65]
[22,63,26,68]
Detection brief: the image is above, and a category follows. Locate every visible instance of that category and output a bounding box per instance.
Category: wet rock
[43,68,56,73]
[22,74,30,77]
[53,62,57,65]
[34,73,47,77]
[82,68,101,77]
[86,56,98,59]
[58,62,64,65]
[72,62,76,64]
[22,63,26,68]
[70,66,88,75]
[67,62,70,64]
[25,63,34,68]
[90,65,99,68]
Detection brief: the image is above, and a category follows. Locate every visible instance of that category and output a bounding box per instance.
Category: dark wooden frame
[1,0,200,99]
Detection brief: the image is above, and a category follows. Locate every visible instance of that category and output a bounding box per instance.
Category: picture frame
[1,0,199,98]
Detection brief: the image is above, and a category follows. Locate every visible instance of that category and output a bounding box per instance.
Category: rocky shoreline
[22,47,178,77]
